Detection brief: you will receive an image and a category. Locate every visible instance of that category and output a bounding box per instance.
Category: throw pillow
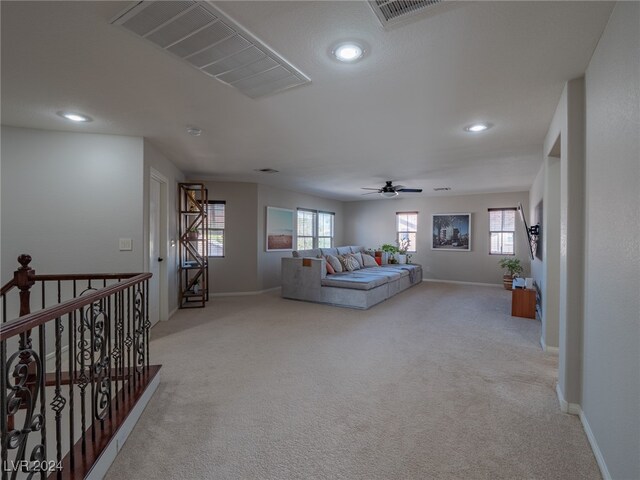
[352,252,364,267]
[326,254,343,273]
[343,254,361,272]
[336,254,349,271]
[325,258,336,275]
[361,253,378,267]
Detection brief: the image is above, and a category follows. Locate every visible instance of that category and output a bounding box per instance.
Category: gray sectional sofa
[281,245,422,309]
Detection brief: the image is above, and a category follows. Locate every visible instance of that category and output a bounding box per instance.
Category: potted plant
[381,243,398,264]
[498,257,523,290]
[186,227,198,240]
[396,237,411,264]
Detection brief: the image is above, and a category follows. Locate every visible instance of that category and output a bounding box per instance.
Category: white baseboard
[555,384,612,480]
[211,286,281,297]
[579,409,612,480]
[167,307,178,319]
[87,372,160,480]
[556,383,580,414]
[422,278,502,288]
[539,336,559,354]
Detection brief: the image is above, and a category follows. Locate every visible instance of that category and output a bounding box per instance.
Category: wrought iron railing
[1,255,158,480]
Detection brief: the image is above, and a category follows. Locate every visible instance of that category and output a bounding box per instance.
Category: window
[396,212,418,252]
[206,201,225,257]
[297,209,315,250]
[297,209,334,250]
[489,208,516,255]
[317,211,334,248]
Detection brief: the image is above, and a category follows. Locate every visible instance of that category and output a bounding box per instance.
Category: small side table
[512,288,536,319]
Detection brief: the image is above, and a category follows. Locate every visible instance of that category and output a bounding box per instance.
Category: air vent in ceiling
[254,168,279,174]
[368,0,443,28]
[111,1,310,99]
[433,187,451,191]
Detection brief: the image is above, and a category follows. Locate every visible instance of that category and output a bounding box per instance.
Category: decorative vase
[397,254,407,264]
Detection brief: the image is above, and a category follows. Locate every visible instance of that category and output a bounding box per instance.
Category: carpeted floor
[104,282,600,480]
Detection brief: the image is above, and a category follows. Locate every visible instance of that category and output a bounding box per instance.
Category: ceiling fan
[362,181,423,198]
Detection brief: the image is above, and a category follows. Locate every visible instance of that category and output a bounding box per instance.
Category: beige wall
[202,181,259,294]
[581,2,640,478]
[196,181,344,293]
[257,184,344,290]
[343,192,531,285]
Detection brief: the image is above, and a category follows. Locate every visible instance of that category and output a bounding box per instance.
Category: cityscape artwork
[432,214,471,251]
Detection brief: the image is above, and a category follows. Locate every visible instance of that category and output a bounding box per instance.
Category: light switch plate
[119,238,132,251]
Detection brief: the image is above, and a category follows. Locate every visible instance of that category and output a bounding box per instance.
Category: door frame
[146,168,169,322]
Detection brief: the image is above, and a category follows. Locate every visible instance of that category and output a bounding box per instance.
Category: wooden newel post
[15,254,35,350]
[15,254,35,318]
[11,255,37,423]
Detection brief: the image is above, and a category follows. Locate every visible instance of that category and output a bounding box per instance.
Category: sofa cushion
[326,259,335,275]
[326,254,343,273]
[351,252,364,267]
[320,248,338,256]
[336,246,352,255]
[293,248,321,258]
[343,254,361,271]
[359,267,403,281]
[349,246,365,253]
[321,272,388,290]
[361,253,378,267]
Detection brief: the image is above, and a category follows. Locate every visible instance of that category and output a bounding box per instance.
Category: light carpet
[105,282,599,480]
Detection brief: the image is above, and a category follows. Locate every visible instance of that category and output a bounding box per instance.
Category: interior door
[148,177,162,327]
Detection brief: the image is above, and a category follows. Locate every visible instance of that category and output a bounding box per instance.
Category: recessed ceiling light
[464,123,492,133]
[57,111,92,122]
[187,126,202,137]
[332,42,365,63]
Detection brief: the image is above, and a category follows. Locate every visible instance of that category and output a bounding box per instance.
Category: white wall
[257,184,344,290]
[529,156,562,351]
[1,127,144,281]
[542,77,587,407]
[582,2,640,478]
[143,139,185,314]
[344,192,531,285]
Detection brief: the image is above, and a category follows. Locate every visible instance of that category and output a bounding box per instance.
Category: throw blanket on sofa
[399,265,417,284]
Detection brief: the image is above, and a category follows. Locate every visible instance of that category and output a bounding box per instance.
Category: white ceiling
[1,1,613,200]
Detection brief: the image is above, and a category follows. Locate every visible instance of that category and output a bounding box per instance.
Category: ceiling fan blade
[361,187,381,190]
[397,188,423,193]
[393,185,405,190]
[361,191,380,195]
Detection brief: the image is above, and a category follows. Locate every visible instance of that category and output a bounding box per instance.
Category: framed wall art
[266,207,294,251]
[432,214,471,251]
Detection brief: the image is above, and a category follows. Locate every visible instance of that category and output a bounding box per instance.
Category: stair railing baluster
[52,315,64,478]
[0,256,156,480]
[68,311,75,470]
[38,322,47,480]
[1,337,7,480]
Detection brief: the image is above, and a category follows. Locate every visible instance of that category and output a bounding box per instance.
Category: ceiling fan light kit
[362,181,423,198]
